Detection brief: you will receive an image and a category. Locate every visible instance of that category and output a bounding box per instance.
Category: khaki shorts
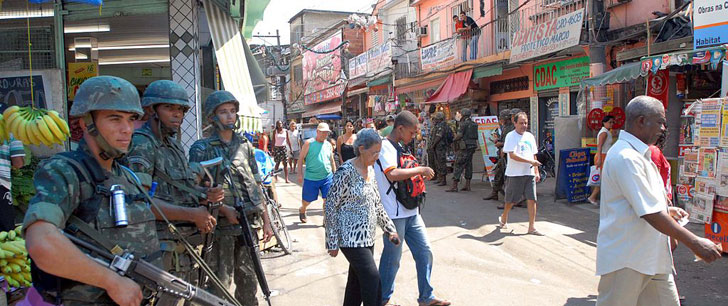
[597,268,679,306]
[505,175,537,203]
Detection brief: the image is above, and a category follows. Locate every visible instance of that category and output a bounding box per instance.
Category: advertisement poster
[676,184,693,206]
[67,62,98,101]
[693,0,728,47]
[689,192,714,224]
[722,102,728,146]
[302,30,344,105]
[717,152,728,196]
[533,56,590,91]
[647,70,669,108]
[556,148,590,203]
[679,116,695,144]
[699,98,721,147]
[705,211,728,252]
[510,9,585,63]
[473,116,500,182]
[698,147,717,177]
[421,39,456,71]
[683,149,699,177]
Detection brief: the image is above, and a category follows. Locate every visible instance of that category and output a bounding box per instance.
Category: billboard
[694,0,728,47]
[509,9,585,63]
[303,30,344,105]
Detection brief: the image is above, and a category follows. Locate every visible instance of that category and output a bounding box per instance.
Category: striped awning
[204,0,266,118]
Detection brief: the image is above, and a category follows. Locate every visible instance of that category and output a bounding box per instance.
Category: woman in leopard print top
[325,128,399,306]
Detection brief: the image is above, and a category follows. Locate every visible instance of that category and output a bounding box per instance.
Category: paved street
[259,175,728,306]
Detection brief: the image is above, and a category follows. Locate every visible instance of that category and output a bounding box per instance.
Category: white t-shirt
[289,129,301,151]
[374,139,418,219]
[503,130,538,177]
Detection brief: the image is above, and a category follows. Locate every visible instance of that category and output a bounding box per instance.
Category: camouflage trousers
[155,240,200,306]
[428,148,448,178]
[492,156,507,193]
[205,228,260,306]
[452,147,476,181]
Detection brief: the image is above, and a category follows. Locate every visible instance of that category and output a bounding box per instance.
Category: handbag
[587,165,601,187]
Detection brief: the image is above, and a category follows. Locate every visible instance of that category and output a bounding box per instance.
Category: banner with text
[534,56,590,91]
[473,116,500,182]
[348,52,368,79]
[509,9,585,63]
[366,41,392,76]
[303,30,344,105]
[694,0,728,48]
[421,39,456,71]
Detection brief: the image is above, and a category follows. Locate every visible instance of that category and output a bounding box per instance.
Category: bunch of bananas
[0,225,31,288]
[3,106,70,147]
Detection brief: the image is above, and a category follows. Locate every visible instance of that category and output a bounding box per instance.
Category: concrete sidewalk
[258,175,727,306]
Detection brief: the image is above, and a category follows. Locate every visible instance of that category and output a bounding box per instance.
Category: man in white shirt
[375,111,450,306]
[596,96,722,306]
[498,112,542,235]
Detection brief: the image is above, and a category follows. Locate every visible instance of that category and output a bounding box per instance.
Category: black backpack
[442,124,454,146]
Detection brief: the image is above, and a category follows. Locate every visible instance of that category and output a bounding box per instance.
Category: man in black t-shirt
[460,12,480,60]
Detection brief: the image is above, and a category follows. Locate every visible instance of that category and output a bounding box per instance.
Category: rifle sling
[153,167,207,200]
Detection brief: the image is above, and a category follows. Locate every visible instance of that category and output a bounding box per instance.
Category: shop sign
[509,9,585,63]
[473,116,499,182]
[421,39,456,71]
[366,41,392,76]
[348,52,368,79]
[705,211,728,251]
[67,62,98,101]
[647,70,669,108]
[694,0,728,47]
[0,75,47,108]
[534,56,590,91]
[303,30,344,105]
[556,148,590,203]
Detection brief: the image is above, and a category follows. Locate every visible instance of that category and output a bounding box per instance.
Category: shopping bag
[587,165,601,186]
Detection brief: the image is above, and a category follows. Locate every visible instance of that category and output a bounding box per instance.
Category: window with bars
[395,16,408,45]
[371,29,380,47]
[430,18,441,43]
[0,26,56,70]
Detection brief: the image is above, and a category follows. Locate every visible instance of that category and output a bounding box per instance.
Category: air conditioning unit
[417,26,428,36]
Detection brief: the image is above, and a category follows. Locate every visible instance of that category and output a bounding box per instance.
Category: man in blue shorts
[296,123,336,223]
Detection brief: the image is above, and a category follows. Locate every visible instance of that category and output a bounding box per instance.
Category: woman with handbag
[588,115,615,205]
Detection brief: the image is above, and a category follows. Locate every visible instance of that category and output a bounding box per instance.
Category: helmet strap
[82,114,127,160]
[212,115,238,131]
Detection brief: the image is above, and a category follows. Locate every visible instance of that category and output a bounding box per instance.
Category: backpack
[442,124,454,147]
[377,139,426,214]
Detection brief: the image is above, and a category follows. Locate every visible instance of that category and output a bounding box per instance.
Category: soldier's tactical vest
[206,137,264,215]
[463,120,479,147]
[31,150,159,305]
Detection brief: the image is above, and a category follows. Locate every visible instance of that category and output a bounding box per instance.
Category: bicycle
[260,169,292,255]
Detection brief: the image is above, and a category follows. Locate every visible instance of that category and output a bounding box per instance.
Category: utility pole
[588,0,608,111]
[253,30,284,120]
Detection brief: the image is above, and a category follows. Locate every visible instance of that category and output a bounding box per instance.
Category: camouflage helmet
[70,76,143,118]
[510,108,522,116]
[433,112,445,121]
[203,90,239,122]
[461,108,472,117]
[141,80,190,110]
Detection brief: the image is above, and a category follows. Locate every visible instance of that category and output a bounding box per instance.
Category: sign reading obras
[534,56,590,91]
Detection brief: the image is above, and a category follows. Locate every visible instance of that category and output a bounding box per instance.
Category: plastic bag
[587,165,601,186]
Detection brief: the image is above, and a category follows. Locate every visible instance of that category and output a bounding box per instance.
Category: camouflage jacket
[189,132,264,230]
[498,123,515,155]
[127,121,204,238]
[23,140,160,305]
[457,118,479,148]
[428,122,448,151]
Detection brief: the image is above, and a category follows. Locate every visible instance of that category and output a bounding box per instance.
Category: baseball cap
[317,122,331,132]
[386,115,395,121]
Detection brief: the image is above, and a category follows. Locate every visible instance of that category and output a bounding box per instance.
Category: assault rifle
[222,168,273,306]
[63,232,234,306]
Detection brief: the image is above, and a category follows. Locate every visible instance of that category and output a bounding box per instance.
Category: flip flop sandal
[421,299,451,306]
[496,205,505,210]
[528,229,544,236]
[299,210,307,223]
[498,216,507,229]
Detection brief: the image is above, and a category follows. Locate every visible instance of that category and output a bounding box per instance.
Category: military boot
[483,190,499,201]
[460,179,471,191]
[446,180,459,192]
[437,174,448,186]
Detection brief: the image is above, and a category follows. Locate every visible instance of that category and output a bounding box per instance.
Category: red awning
[423,69,473,104]
[302,101,342,117]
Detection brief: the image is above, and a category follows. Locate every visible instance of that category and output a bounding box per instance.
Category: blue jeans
[459,38,468,62]
[470,34,479,60]
[379,214,435,304]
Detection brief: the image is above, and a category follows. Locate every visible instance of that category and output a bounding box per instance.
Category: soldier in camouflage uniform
[427,112,448,186]
[126,80,223,305]
[22,76,162,305]
[447,108,479,192]
[484,109,512,201]
[189,90,274,305]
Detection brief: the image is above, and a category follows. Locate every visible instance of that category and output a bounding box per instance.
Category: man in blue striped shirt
[0,131,26,231]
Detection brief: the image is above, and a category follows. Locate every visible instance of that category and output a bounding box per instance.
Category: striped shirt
[0,136,25,189]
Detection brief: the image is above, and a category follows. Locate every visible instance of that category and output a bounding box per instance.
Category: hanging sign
[421,39,456,71]
[509,9,585,63]
[0,75,48,108]
[647,70,669,108]
[67,62,98,101]
[694,0,728,48]
[534,56,590,91]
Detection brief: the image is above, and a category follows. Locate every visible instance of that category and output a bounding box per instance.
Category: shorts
[291,150,300,159]
[505,175,537,203]
[273,146,287,163]
[302,175,333,202]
